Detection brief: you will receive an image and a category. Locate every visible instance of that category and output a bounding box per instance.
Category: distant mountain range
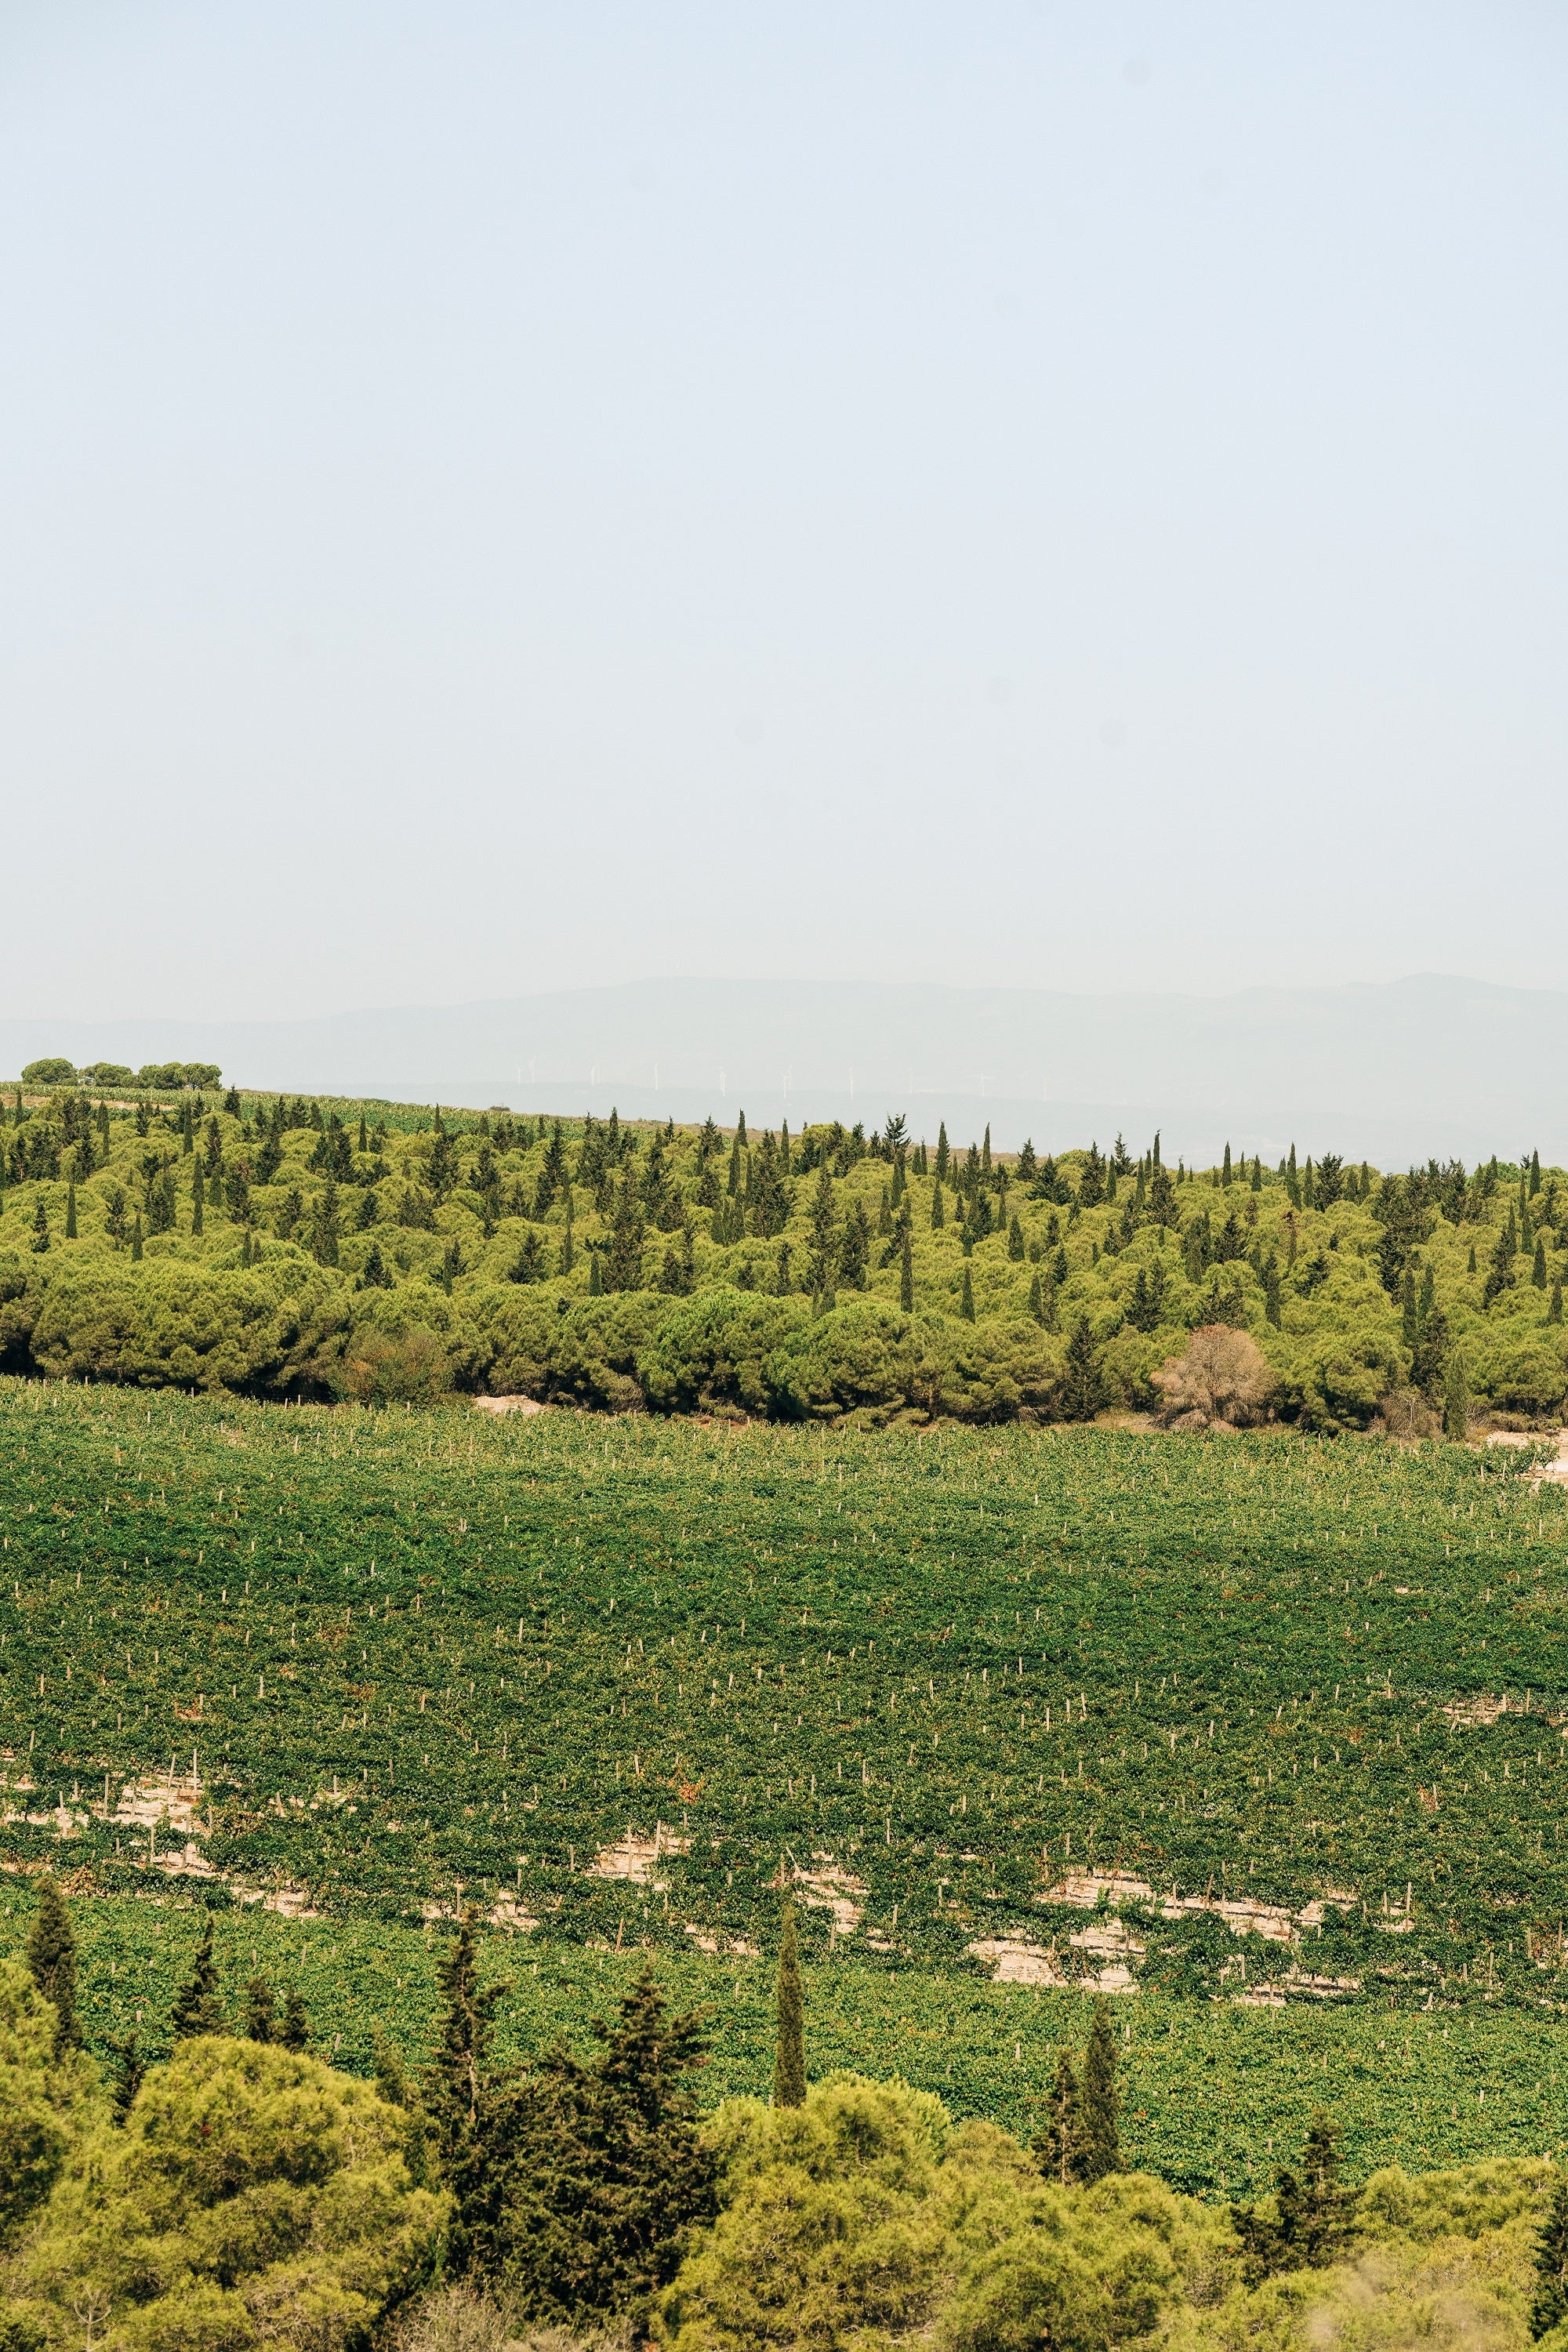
[2,974,1563,1167]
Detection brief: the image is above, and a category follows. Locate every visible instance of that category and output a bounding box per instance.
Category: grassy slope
[5,1379,1568,2187]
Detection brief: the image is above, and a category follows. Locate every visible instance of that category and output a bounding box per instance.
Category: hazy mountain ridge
[4,973,1563,1163]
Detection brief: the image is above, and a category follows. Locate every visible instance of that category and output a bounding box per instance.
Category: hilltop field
[5,1377,1568,2195]
[1,1073,1566,1428]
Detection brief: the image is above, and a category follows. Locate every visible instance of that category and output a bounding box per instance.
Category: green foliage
[0,1959,82,2252]
[1535,2172,1568,2336]
[11,2035,446,2347]
[168,1918,224,2041]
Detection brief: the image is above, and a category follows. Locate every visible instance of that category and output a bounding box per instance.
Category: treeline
[5,1880,1567,2352]
[0,1076,1565,1428]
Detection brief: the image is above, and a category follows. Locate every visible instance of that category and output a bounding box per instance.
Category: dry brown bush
[1152,1324,1274,1428]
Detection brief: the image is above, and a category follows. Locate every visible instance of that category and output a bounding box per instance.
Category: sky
[3,1,1566,1022]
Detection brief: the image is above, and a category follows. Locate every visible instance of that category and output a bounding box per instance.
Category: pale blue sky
[3,2,1565,1018]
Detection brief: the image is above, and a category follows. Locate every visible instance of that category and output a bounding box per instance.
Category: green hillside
[5,1376,1568,2190]
[2,1073,1566,1428]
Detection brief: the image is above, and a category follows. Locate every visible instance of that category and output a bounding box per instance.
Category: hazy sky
[4,2,1565,1020]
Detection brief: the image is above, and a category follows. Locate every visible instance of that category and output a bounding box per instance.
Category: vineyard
[4,1376,1568,2183]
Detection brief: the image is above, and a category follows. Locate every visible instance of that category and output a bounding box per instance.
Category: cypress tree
[1551,1278,1563,1327]
[1265,1251,1282,1329]
[241,1976,278,2042]
[131,1214,143,1261]
[737,1109,747,1147]
[358,1112,368,1153]
[110,2032,146,2124]
[169,1918,225,2040]
[727,1133,742,1197]
[1533,2172,1568,2337]
[64,1181,77,1239]
[960,1265,975,1322]
[1007,1212,1025,1261]
[982,1124,991,1175]
[936,1122,949,1181]
[773,1900,806,2107]
[1531,1148,1542,1198]
[1468,1244,1477,1274]
[1078,1995,1120,2182]
[899,1227,914,1312]
[1445,1349,1469,1442]
[27,1879,82,2057]
[931,1181,945,1230]
[192,1167,204,1236]
[30,1196,49,1253]
[425,1909,505,2194]
[1063,1316,1101,1421]
[589,1248,603,1297]
[1038,2046,1080,2187]
[1400,1269,1418,1350]
[1029,1271,1044,1325]
[1534,1240,1548,1288]
[1222,1142,1232,1186]
[280,1987,310,2053]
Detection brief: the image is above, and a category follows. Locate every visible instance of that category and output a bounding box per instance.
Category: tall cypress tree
[1063,1316,1101,1421]
[1552,1278,1563,1328]
[960,1265,975,1322]
[1445,1349,1469,1442]
[64,1181,77,1240]
[241,1976,278,2042]
[1077,1996,1121,2182]
[280,1987,311,2053]
[931,1181,945,1230]
[169,1918,225,2040]
[1038,2047,1080,2187]
[27,1879,82,2057]
[110,2032,146,2123]
[935,1122,949,1181]
[130,1214,143,1261]
[899,1227,914,1312]
[773,1900,806,2107]
[1534,1240,1548,1288]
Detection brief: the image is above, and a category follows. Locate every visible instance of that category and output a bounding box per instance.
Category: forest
[2,1061,1566,1428]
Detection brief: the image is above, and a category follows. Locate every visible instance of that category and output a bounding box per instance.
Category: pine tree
[169,1918,225,2040]
[241,1976,278,2042]
[899,1227,914,1312]
[1078,1996,1120,2182]
[1445,1349,1469,1442]
[27,1879,82,2056]
[1038,2046,1080,2187]
[605,1166,646,1293]
[773,1900,806,2107]
[64,1181,77,1239]
[110,2031,146,2124]
[960,1265,975,1322]
[1533,2171,1568,2337]
[280,1987,310,2053]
